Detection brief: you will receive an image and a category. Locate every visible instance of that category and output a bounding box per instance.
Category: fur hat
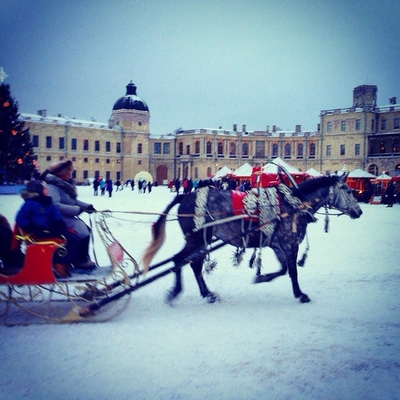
[26,180,46,195]
[47,159,73,176]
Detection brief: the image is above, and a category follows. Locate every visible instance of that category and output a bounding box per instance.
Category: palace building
[22,82,400,184]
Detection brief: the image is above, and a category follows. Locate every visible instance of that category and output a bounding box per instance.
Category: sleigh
[0,212,140,325]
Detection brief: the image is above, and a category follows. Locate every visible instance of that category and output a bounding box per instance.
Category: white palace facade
[22,82,400,184]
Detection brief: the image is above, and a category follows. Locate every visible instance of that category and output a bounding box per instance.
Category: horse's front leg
[167,243,194,303]
[287,248,310,303]
[165,265,183,303]
[254,244,287,283]
[190,257,219,303]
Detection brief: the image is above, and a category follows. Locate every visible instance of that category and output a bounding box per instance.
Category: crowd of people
[166,177,252,193]
[92,177,156,196]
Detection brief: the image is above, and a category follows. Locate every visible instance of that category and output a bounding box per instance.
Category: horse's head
[328,173,362,219]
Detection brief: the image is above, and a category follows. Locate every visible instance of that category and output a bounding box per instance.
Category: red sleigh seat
[0,226,66,285]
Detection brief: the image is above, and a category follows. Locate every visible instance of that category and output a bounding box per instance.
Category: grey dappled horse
[142,174,362,304]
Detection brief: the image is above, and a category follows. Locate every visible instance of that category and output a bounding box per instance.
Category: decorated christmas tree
[0,81,36,183]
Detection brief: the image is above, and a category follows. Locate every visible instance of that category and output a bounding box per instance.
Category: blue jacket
[16,191,66,238]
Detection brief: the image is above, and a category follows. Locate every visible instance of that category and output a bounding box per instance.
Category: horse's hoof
[164,290,180,304]
[254,274,272,283]
[299,294,311,303]
[206,292,219,303]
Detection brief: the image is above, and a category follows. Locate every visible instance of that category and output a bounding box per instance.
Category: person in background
[174,178,181,194]
[385,181,395,207]
[106,178,113,197]
[40,160,96,270]
[93,177,100,196]
[99,177,106,196]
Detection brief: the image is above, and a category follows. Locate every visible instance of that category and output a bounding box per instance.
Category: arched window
[309,143,316,158]
[242,143,248,157]
[284,143,291,158]
[194,167,199,179]
[297,143,303,158]
[229,142,236,157]
[217,142,223,155]
[178,142,183,155]
[206,141,212,155]
[195,141,200,154]
[272,143,278,157]
[207,167,212,177]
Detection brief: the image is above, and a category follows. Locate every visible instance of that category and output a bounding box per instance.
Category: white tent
[212,166,232,180]
[348,169,376,179]
[231,162,253,178]
[306,168,323,177]
[263,157,302,174]
[374,173,391,180]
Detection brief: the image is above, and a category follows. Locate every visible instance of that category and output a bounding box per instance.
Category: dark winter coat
[42,173,92,239]
[0,213,24,270]
[16,190,66,238]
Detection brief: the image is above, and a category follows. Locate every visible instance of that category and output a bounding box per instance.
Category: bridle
[325,185,346,216]
[312,182,348,232]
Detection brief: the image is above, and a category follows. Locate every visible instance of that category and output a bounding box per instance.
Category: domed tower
[109,81,150,134]
[109,81,151,181]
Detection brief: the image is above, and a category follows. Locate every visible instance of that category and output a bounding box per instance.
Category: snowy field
[0,185,399,400]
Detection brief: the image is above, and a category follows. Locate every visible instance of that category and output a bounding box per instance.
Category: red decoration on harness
[230,190,259,221]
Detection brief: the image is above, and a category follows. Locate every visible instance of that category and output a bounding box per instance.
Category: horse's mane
[293,175,339,200]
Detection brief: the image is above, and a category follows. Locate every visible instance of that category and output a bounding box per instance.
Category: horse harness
[192,185,315,246]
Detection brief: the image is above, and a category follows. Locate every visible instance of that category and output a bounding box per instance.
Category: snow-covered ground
[0,185,399,400]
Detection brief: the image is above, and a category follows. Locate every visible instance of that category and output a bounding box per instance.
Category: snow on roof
[212,166,233,180]
[21,113,110,129]
[263,157,302,174]
[232,162,253,177]
[306,168,323,177]
[348,169,376,179]
[374,173,392,180]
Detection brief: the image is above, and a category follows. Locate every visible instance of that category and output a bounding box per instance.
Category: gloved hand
[86,204,96,213]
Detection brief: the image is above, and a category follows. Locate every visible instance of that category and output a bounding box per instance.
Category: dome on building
[112,81,149,112]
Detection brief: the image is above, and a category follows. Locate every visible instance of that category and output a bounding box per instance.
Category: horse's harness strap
[200,214,249,229]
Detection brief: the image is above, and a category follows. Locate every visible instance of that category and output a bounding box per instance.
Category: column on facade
[179,161,183,180]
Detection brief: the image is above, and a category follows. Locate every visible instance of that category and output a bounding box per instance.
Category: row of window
[36,134,390,159]
[380,117,400,131]
[325,142,398,157]
[371,141,399,154]
[325,144,360,157]
[44,155,125,164]
[327,117,400,132]
[163,141,318,159]
[32,135,147,154]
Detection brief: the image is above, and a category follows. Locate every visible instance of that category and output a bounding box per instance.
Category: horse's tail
[141,194,186,274]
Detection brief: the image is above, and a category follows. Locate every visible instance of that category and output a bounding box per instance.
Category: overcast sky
[1,0,399,135]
